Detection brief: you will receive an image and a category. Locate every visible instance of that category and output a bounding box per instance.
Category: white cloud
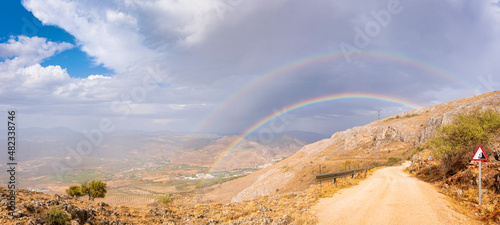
[21,0,254,74]
[18,64,69,88]
[53,75,116,99]
[0,36,73,98]
[6,0,500,134]
[22,0,157,73]
[0,35,119,102]
[0,36,73,74]
[137,0,233,46]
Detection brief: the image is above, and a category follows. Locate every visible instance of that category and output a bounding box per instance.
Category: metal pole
[429,161,431,175]
[479,161,482,205]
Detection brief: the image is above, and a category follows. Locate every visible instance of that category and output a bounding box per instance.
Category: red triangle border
[471,145,488,161]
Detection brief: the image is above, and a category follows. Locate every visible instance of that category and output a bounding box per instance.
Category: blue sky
[0,0,112,78]
[0,0,499,135]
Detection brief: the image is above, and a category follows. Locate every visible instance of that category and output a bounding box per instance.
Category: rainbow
[205,93,423,175]
[194,50,471,132]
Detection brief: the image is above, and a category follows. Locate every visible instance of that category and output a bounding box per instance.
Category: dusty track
[314,163,481,225]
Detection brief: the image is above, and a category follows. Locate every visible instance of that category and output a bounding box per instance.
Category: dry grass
[407,161,500,224]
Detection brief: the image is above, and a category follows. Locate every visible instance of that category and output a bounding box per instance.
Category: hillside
[202,91,500,203]
[170,134,306,172]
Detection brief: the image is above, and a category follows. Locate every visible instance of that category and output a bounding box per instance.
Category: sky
[1,0,500,136]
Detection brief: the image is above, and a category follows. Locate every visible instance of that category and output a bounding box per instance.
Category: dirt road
[314,163,480,225]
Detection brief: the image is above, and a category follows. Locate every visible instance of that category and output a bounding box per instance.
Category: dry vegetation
[0,167,381,224]
[407,108,500,224]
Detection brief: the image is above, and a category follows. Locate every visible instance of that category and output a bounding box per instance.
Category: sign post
[471,146,488,205]
[426,154,434,175]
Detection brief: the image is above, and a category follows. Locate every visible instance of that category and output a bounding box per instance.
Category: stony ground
[0,168,377,225]
[0,186,318,224]
[407,160,500,224]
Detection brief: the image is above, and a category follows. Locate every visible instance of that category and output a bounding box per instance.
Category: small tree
[81,180,107,201]
[65,185,83,198]
[387,157,401,164]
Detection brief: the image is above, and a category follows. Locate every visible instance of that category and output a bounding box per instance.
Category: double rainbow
[195,50,470,132]
[206,92,423,175]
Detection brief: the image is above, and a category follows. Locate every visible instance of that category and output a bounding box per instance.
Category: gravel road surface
[314,163,481,225]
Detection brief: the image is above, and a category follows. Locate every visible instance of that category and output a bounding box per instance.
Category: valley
[0,131,319,207]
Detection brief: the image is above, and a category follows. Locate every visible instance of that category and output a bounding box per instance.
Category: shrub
[387,157,401,164]
[342,160,352,170]
[409,146,424,158]
[157,194,174,205]
[65,185,82,198]
[429,109,500,175]
[404,113,418,118]
[80,180,107,201]
[45,206,69,225]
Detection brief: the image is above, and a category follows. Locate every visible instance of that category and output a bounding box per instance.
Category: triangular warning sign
[427,154,434,161]
[471,146,488,161]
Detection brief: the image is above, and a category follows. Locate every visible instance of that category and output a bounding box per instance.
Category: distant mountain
[1,127,308,172]
[170,134,306,171]
[281,130,328,144]
[245,130,327,145]
[0,127,85,162]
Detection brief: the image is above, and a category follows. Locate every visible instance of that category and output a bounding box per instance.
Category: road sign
[426,154,434,175]
[471,146,488,161]
[471,146,488,205]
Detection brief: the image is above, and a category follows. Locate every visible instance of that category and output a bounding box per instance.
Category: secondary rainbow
[195,50,471,133]
[205,93,424,175]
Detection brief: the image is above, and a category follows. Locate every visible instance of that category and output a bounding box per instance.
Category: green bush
[409,146,424,158]
[65,185,83,198]
[404,113,418,118]
[66,180,107,201]
[429,109,500,175]
[157,194,174,205]
[45,206,69,225]
[387,157,401,164]
[81,180,107,201]
[342,160,352,170]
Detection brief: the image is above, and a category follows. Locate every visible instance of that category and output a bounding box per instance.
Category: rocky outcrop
[1,186,316,225]
[0,189,133,225]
